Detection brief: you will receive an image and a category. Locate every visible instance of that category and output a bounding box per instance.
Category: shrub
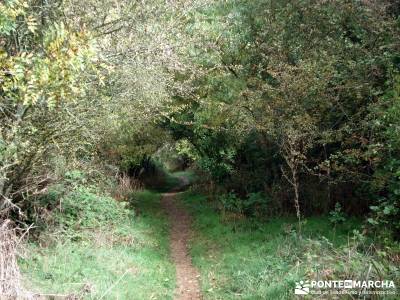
[219,192,242,214]
[244,192,270,217]
[329,203,346,226]
[219,191,270,217]
[54,186,132,230]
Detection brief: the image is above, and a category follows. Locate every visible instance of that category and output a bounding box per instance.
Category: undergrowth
[181,190,400,300]
[19,188,175,299]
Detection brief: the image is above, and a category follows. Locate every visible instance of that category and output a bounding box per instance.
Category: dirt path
[161,178,201,300]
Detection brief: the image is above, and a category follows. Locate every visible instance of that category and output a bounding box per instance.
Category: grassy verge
[181,190,399,300]
[20,190,175,299]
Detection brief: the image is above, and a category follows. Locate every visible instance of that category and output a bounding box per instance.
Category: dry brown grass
[0,220,23,298]
[113,173,142,201]
[0,221,86,299]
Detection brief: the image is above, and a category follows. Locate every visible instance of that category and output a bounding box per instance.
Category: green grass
[20,190,175,300]
[19,174,399,299]
[181,190,400,300]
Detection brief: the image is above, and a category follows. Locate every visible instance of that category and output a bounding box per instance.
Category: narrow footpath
[161,178,201,300]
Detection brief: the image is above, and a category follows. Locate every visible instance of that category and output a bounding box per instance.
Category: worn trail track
[161,180,201,300]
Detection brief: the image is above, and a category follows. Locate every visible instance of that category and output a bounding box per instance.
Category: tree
[1,0,98,217]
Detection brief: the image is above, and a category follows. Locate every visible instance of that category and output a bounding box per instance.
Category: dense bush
[21,168,132,238]
[164,0,400,238]
[219,191,270,218]
[0,0,102,221]
[54,187,132,229]
[0,0,177,222]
